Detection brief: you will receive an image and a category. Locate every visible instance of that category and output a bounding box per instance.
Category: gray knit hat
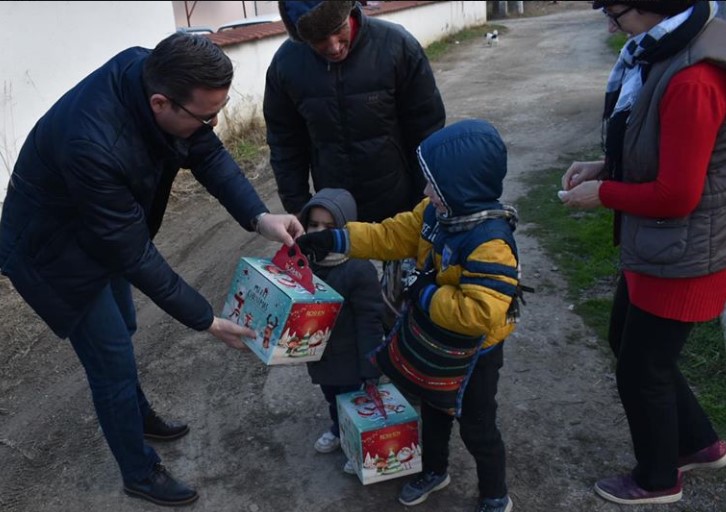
[299,188,357,229]
[279,1,356,43]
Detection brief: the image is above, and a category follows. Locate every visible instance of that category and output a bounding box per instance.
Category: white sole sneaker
[594,480,682,505]
[314,433,340,453]
[679,455,726,472]
[678,441,726,472]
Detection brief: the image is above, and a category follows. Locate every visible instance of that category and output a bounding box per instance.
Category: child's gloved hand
[295,230,336,262]
[403,268,437,310]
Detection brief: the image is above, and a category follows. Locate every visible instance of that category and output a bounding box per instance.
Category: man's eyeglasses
[168,96,230,125]
[602,6,633,29]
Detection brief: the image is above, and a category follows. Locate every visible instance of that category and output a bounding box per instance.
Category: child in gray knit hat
[298,188,384,474]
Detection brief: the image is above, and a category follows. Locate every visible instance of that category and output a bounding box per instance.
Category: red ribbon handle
[271,243,316,294]
[365,381,388,420]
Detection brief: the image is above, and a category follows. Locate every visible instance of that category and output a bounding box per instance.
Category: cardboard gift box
[221,245,343,365]
[337,383,422,485]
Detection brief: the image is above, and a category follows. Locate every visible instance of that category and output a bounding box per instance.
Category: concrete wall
[0,1,488,207]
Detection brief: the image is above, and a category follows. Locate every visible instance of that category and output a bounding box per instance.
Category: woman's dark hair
[592,0,697,16]
[143,32,233,102]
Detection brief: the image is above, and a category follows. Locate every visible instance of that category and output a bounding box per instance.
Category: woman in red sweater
[560,0,726,506]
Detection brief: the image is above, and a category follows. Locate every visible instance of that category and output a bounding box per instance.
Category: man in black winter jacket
[266,1,445,329]
[0,32,303,507]
[264,0,446,224]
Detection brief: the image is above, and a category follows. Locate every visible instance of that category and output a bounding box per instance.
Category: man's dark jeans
[68,277,160,483]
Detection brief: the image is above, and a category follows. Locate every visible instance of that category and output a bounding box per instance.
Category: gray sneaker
[476,495,513,512]
[398,471,451,506]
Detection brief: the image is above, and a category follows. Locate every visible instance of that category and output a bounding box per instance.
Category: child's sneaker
[313,431,340,453]
[476,495,513,512]
[594,473,683,505]
[343,459,356,475]
[678,440,726,472]
[398,471,450,506]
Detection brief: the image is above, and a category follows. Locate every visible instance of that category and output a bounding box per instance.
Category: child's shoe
[398,471,450,506]
[343,459,356,474]
[678,440,726,472]
[475,495,512,512]
[594,473,682,505]
[313,431,340,453]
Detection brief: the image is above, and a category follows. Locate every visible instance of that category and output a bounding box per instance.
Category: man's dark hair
[143,32,233,103]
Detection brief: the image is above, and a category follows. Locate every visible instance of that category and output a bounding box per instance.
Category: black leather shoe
[143,409,190,441]
[123,463,198,506]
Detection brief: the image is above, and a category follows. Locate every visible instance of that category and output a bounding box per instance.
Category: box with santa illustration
[221,246,343,365]
[337,383,422,485]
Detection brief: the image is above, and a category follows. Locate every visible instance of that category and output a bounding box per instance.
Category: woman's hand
[561,160,605,191]
[558,180,603,209]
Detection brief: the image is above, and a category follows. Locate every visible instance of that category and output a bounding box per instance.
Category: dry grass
[221,110,270,181]
[168,169,205,201]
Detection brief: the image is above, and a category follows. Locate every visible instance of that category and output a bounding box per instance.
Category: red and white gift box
[337,383,422,485]
[221,245,343,365]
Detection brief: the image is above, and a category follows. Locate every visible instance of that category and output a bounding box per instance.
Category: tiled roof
[207,1,437,47]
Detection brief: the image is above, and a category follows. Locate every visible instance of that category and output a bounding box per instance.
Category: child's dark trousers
[421,344,507,499]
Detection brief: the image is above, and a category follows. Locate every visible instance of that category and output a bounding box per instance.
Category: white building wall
[0,1,175,205]
[220,33,289,126]
[378,0,488,47]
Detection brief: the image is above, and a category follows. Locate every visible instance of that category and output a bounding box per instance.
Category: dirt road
[2,5,725,512]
